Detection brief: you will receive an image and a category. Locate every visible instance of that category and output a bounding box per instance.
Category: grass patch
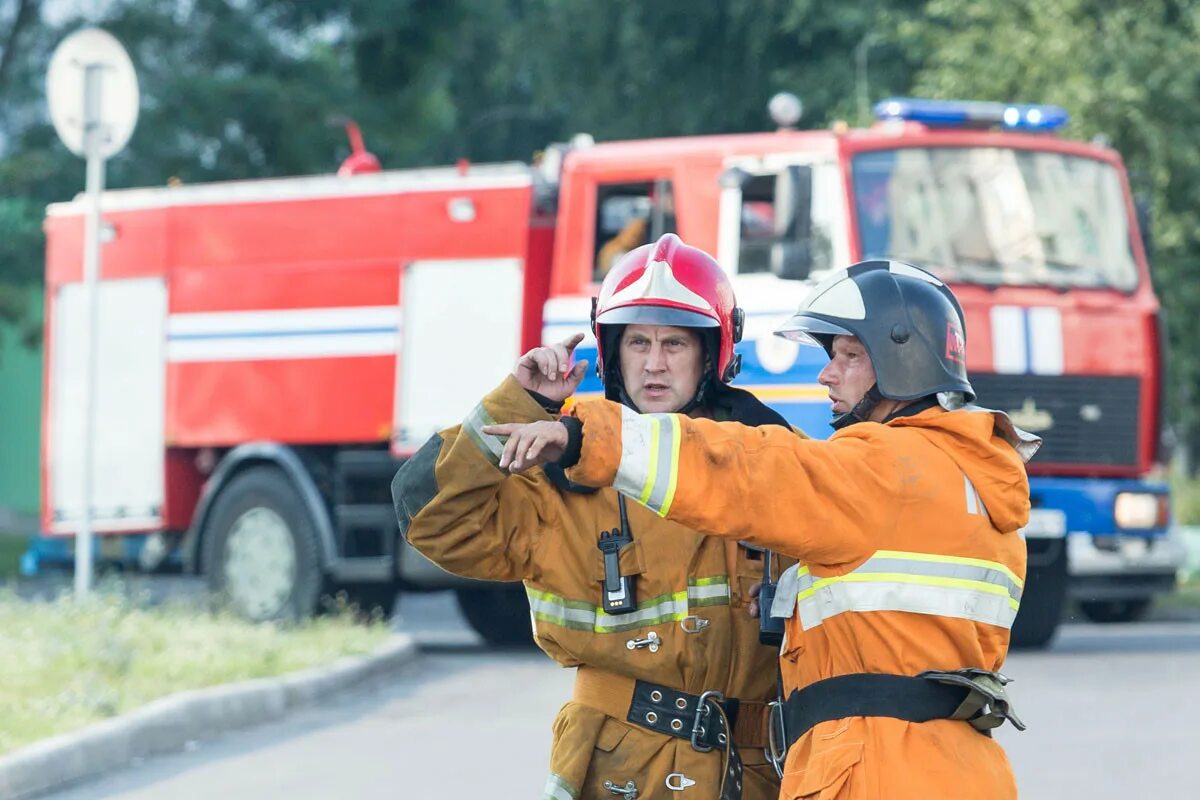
[0,535,26,579]
[1171,471,1200,526]
[1158,575,1200,609]
[0,585,390,755]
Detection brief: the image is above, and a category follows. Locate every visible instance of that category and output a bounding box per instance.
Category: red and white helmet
[592,233,744,392]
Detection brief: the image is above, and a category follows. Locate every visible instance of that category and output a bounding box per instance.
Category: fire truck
[34,97,1184,647]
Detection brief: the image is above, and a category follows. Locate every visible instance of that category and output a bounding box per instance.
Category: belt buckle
[690,690,725,752]
[765,698,788,779]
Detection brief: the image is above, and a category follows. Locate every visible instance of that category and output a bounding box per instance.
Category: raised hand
[481,421,569,473]
[513,333,589,403]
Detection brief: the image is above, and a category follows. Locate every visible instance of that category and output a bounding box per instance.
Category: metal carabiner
[765,698,788,779]
[680,615,710,634]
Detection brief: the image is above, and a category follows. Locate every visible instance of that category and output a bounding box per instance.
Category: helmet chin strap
[830,383,884,430]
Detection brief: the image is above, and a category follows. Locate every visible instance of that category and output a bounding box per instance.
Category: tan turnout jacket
[392,376,791,800]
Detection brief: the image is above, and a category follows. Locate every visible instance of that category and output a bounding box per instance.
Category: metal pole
[75,62,106,599]
[855,34,879,125]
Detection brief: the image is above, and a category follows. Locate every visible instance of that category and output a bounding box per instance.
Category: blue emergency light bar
[873,97,1069,132]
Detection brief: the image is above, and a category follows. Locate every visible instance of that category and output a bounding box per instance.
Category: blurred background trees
[2,0,1199,458]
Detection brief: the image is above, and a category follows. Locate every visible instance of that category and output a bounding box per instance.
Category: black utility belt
[628,680,740,752]
[774,670,1026,754]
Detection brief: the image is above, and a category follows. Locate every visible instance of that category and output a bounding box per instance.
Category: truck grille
[968,374,1140,467]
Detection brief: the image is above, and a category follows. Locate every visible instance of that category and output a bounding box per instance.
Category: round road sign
[46,28,139,159]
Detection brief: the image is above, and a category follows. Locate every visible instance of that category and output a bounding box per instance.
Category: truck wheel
[455,585,534,647]
[1078,598,1153,623]
[203,466,324,622]
[1010,541,1068,650]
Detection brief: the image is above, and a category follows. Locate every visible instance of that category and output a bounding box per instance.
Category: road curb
[0,633,418,800]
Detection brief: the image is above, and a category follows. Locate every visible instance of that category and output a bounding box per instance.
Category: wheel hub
[223,506,297,620]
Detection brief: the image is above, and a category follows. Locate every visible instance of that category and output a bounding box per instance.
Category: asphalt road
[32,591,1200,800]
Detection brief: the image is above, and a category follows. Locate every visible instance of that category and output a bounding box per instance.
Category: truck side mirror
[771,165,814,281]
[718,166,752,190]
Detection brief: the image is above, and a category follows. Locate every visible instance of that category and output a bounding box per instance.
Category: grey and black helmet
[776,260,974,428]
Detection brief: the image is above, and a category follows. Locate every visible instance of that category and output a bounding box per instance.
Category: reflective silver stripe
[964,474,988,518]
[797,579,1018,631]
[527,579,730,633]
[687,578,731,607]
[462,403,505,466]
[785,551,1021,630]
[526,589,597,630]
[614,406,655,499]
[771,564,804,619]
[613,407,681,516]
[543,773,577,800]
[854,555,1022,601]
[643,414,680,514]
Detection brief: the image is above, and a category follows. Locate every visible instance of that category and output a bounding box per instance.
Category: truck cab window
[594,180,676,280]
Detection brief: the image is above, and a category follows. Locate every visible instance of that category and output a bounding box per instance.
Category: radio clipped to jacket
[598,497,637,614]
[742,543,785,646]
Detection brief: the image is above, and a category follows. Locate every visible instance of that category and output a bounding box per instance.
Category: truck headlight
[1113,492,1168,529]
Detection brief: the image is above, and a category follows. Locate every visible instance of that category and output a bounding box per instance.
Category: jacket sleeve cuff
[563,399,623,487]
[527,389,565,415]
[557,416,583,468]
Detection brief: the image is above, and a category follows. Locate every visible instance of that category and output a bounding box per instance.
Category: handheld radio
[598,496,637,614]
[758,549,785,646]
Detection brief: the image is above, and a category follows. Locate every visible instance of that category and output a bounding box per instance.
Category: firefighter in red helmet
[393,234,796,800]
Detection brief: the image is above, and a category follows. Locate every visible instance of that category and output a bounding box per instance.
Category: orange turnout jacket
[565,399,1035,800]
[392,376,792,800]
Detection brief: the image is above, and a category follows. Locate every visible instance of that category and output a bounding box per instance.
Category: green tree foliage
[2,0,1200,452]
[895,0,1200,456]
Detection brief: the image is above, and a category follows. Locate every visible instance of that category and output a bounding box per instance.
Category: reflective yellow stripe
[462,402,505,466]
[526,578,732,634]
[615,408,685,517]
[788,550,1022,630]
[797,572,1019,611]
[638,417,661,506]
[871,549,1024,589]
[659,416,682,516]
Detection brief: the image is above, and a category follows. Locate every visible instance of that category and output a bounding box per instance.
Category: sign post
[46,28,139,597]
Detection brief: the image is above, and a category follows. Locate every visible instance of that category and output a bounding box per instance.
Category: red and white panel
[393,258,524,452]
[49,277,167,533]
[989,305,1064,375]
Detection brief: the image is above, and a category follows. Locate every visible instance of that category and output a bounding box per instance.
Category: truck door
[48,277,167,533]
[393,258,524,452]
[716,156,849,436]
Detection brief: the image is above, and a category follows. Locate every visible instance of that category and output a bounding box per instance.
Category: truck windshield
[851,147,1139,290]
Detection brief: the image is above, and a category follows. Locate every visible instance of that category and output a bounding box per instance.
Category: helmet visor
[774,313,855,347]
[596,304,719,329]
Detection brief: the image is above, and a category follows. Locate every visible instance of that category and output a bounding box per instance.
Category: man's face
[619,324,704,413]
[817,335,877,415]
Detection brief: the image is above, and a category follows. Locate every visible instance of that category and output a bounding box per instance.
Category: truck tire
[1010,540,1068,650]
[1078,598,1153,623]
[455,585,534,647]
[203,466,324,622]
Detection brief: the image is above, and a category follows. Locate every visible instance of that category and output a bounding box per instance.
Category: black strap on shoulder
[782,673,972,749]
[709,383,791,428]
